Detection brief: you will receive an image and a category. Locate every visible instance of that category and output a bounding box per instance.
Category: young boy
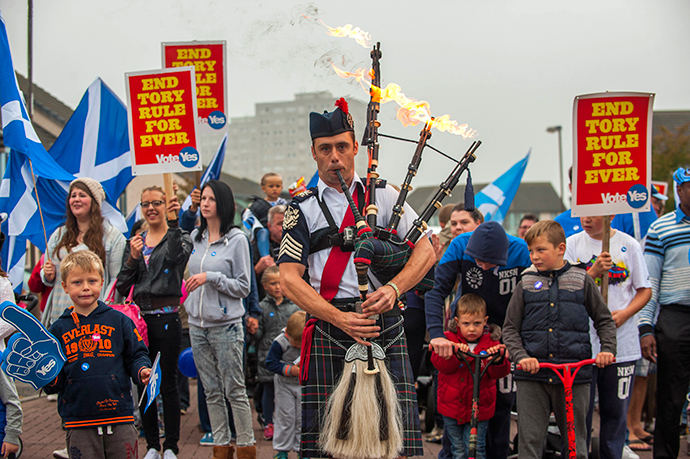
[503,220,617,459]
[255,266,300,440]
[265,310,306,459]
[430,294,511,459]
[45,251,152,458]
[243,172,289,257]
[565,215,651,457]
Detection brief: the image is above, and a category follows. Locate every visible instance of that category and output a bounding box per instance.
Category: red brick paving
[17,379,654,459]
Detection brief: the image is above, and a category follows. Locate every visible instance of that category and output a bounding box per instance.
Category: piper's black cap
[309,98,354,140]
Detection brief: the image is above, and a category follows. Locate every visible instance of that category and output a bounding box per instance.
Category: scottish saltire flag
[49,78,132,201]
[307,170,319,189]
[143,351,161,413]
[0,12,75,290]
[48,78,130,232]
[0,229,24,294]
[181,132,228,211]
[125,205,142,238]
[475,150,531,224]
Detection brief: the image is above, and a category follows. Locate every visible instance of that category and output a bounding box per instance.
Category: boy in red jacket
[431,293,511,459]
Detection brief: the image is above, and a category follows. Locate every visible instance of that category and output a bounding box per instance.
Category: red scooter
[516,359,597,459]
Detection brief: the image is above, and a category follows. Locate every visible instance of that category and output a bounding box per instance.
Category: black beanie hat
[465,221,509,266]
[309,98,354,140]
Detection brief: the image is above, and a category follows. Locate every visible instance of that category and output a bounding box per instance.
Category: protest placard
[162,41,227,129]
[572,92,654,217]
[126,67,202,175]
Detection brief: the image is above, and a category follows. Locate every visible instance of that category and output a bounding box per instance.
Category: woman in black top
[117,185,192,459]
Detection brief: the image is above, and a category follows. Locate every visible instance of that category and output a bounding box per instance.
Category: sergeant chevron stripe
[280,233,303,261]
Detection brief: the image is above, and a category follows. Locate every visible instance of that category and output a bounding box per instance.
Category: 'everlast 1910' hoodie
[45,301,151,428]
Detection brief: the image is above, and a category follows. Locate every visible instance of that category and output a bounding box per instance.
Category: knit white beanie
[70,177,106,205]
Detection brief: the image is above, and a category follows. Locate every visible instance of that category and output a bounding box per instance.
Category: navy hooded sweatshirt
[45,301,150,429]
[425,221,532,340]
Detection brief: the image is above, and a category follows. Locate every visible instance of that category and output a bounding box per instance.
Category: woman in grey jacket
[185,180,256,459]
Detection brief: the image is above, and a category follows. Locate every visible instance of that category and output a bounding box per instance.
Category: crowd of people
[0,100,685,459]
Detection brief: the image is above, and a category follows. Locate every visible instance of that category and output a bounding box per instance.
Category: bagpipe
[320,43,481,459]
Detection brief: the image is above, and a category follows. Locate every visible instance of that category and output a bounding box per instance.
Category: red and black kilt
[301,313,423,458]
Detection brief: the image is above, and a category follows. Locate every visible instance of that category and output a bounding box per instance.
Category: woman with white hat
[41,177,127,327]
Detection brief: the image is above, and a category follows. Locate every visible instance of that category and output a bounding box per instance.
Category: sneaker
[264,423,274,440]
[200,432,214,446]
[274,452,289,459]
[426,425,443,444]
[47,393,58,402]
[257,412,266,428]
[622,445,640,459]
[163,450,177,459]
[143,449,161,459]
[52,448,68,459]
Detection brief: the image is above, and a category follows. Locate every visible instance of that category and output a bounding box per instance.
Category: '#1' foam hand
[0,301,66,389]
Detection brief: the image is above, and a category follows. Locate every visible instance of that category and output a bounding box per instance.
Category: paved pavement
[15,379,656,459]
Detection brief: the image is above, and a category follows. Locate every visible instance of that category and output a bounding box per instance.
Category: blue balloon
[0,302,66,389]
[178,347,197,378]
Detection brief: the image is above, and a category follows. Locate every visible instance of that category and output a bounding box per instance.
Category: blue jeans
[190,323,255,447]
[443,416,488,459]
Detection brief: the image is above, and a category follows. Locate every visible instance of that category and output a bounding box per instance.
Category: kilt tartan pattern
[301,313,424,458]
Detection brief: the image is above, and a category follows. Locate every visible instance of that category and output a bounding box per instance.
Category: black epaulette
[290,187,317,204]
[375,179,387,188]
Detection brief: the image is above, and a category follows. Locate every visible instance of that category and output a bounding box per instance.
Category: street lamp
[546,125,564,208]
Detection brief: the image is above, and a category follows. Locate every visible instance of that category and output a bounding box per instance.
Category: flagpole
[27,0,33,119]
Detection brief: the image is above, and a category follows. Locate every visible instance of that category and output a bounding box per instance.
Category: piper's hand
[640,334,657,363]
[361,284,397,316]
[246,317,259,335]
[167,194,181,216]
[1,441,19,457]
[596,352,615,368]
[140,367,152,385]
[129,234,144,260]
[43,258,56,283]
[186,273,207,293]
[519,357,540,374]
[590,251,613,278]
[336,311,379,346]
[429,337,455,359]
[189,188,201,212]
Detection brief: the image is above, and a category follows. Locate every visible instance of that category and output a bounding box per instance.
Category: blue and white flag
[142,351,161,413]
[48,78,130,232]
[49,78,132,203]
[125,205,142,238]
[181,132,228,211]
[475,150,531,224]
[0,230,25,294]
[0,12,75,290]
[307,170,319,189]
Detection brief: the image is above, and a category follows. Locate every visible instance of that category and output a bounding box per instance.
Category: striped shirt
[639,207,690,334]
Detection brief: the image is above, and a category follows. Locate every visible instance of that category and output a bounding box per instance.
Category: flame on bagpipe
[302,15,373,48]
[331,63,477,138]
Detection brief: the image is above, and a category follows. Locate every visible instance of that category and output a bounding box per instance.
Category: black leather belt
[329,297,402,317]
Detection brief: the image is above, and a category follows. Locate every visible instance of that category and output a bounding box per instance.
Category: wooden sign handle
[601,215,611,304]
[163,173,177,221]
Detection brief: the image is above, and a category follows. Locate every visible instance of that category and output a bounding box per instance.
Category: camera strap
[311,185,365,254]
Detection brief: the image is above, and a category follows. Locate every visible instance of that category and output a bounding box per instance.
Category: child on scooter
[503,220,616,459]
[431,293,511,459]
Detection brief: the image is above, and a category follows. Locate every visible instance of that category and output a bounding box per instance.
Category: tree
[652,123,690,212]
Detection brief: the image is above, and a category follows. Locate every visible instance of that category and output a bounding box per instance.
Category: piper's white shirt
[299,173,425,299]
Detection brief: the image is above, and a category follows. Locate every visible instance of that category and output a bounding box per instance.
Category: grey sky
[2,0,689,199]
